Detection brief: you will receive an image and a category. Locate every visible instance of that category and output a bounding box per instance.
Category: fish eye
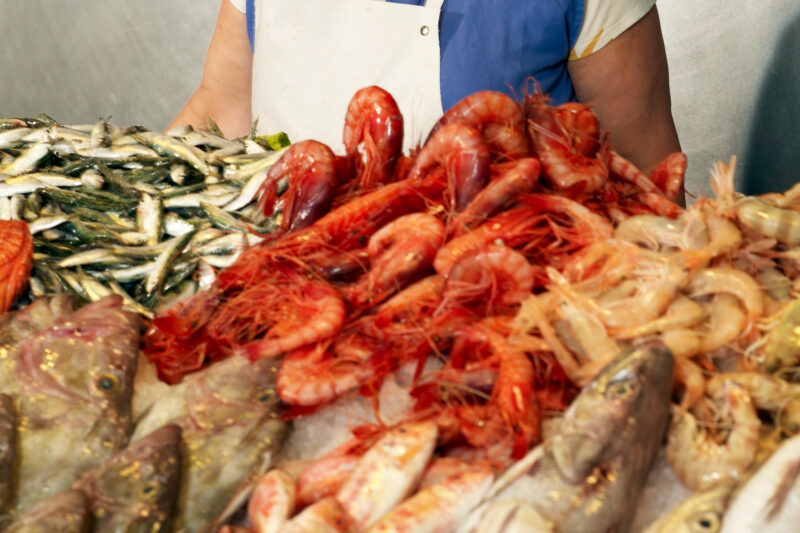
[258,389,277,403]
[97,374,119,392]
[607,379,638,399]
[691,511,721,532]
[140,481,162,498]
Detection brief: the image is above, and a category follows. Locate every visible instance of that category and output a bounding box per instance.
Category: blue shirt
[245,0,585,109]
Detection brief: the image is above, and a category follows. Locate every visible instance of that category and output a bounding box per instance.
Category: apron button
[420,25,430,36]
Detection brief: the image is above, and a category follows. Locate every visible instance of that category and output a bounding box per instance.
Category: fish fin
[207,449,279,531]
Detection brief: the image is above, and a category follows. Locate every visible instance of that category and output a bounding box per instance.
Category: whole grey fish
[0,294,75,395]
[4,489,90,533]
[0,394,15,513]
[642,484,733,533]
[720,432,800,533]
[132,355,288,532]
[14,294,141,512]
[73,424,182,533]
[462,340,674,533]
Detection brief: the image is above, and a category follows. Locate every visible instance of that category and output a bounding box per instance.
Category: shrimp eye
[97,374,119,392]
[691,511,720,532]
[789,422,799,434]
[140,481,162,498]
[607,379,638,399]
[258,389,277,403]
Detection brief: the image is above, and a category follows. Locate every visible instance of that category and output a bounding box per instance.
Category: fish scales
[0,294,75,396]
[4,489,90,533]
[72,424,183,533]
[14,294,141,512]
[132,356,288,532]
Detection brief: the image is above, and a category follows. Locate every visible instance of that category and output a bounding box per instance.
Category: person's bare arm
[568,6,681,182]
[167,0,253,138]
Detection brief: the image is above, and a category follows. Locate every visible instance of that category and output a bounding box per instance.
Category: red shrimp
[434,205,548,276]
[219,175,446,287]
[427,90,528,160]
[607,150,662,194]
[226,276,346,361]
[370,275,447,340]
[553,101,601,157]
[257,140,341,232]
[277,341,375,406]
[408,123,491,212]
[147,268,347,365]
[342,86,404,191]
[0,220,33,313]
[638,191,684,218]
[649,152,688,200]
[441,244,535,313]
[447,157,542,238]
[434,326,540,459]
[525,94,607,192]
[342,213,445,312]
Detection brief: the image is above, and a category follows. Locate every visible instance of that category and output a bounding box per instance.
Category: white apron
[251,0,445,153]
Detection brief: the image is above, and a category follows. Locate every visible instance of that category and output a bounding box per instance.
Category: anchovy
[134,131,211,176]
[0,141,50,176]
[0,175,81,197]
[0,127,34,149]
[137,192,163,246]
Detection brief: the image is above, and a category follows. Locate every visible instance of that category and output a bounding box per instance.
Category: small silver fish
[14,295,141,512]
[73,424,183,533]
[4,489,90,533]
[132,356,288,532]
[464,340,674,533]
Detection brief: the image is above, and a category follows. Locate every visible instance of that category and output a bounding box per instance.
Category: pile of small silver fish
[0,115,288,317]
[0,293,287,532]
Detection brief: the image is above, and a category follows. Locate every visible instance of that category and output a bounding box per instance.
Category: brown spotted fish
[73,424,182,533]
[14,294,141,512]
[4,489,90,533]
[132,355,288,532]
[0,394,15,513]
[0,294,74,395]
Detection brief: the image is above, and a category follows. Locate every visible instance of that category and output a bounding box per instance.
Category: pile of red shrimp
[143,85,685,460]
